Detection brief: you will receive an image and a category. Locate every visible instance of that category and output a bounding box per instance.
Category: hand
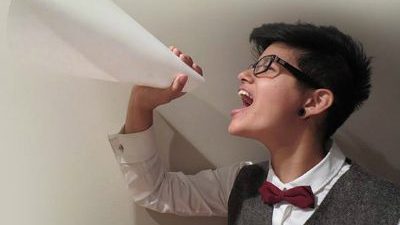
[124,46,203,133]
[131,46,203,111]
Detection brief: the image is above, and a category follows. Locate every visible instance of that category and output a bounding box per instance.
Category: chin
[228,125,239,136]
[228,122,253,138]
[228,120,241,135]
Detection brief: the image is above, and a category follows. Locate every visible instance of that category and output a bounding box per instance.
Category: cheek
[254,82,301,122]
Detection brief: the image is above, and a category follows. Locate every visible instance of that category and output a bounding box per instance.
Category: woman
[108,23,400,224]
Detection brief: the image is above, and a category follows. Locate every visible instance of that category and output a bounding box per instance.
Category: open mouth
[231,89,254,117]
[238,89,254,107]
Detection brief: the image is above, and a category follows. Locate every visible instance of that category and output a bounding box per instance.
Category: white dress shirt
[107,125,399,225]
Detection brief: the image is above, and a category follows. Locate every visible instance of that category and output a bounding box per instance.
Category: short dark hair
[249,22,372,140]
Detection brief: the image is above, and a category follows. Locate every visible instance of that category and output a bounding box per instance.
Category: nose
[237,68,254,84]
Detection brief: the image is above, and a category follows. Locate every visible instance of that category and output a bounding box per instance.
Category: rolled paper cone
[7,0,205,92]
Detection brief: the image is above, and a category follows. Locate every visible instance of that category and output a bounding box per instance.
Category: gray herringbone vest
[228,159,400,225]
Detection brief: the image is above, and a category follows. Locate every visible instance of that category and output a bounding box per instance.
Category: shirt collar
[266,139,346,194]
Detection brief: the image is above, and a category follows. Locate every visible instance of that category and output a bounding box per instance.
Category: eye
[268,64,278,71]
[254,65,268,74]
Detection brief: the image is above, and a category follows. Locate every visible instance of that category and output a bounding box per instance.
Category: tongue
[242,95,253,106]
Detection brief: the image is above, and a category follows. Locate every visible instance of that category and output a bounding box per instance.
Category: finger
[192,63,203,75]
[171,74,188,98]
[175,75,188,94]
[172,48,182,56]
[185,55,193,64]
[179,54,193,66]
[170,74,187,93]
[170,74,181,92]
[169,45,175,50]
[166,74,186,100]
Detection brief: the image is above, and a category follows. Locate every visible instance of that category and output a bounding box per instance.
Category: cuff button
[118,144,124,151]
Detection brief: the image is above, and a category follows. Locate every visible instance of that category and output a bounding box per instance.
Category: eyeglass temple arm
[276,58,321,88]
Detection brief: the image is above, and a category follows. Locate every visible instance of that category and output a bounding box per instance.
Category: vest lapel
[237,195,273,225]
[303,158,353,225]
[228,161,273,225]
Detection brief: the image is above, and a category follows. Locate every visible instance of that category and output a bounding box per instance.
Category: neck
[261,130,326,184]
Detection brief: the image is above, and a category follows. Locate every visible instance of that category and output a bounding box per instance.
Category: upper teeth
[238,89,252,99]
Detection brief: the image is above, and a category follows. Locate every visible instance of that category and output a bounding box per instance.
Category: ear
[302,89,334,118]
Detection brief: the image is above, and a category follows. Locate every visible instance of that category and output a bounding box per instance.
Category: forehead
[259,42,302,66]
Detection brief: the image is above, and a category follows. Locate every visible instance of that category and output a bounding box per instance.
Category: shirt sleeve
[107,124,252,217]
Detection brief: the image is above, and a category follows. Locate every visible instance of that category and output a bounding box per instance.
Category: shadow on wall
[135,108,230,225]
[336,129,400,186]
[156,93,268,167]
[142,125,228,224]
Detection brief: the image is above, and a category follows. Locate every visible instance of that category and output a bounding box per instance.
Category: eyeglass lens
[253,56,274,75]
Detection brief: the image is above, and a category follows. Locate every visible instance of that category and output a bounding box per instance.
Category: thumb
[171,74,188,93]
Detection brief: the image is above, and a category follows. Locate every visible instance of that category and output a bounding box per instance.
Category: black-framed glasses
[248,55,322,88]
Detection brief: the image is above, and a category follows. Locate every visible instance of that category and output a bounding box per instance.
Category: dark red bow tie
[258,181,315,209]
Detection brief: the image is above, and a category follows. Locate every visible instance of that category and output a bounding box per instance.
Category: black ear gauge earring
[298,108,306,117]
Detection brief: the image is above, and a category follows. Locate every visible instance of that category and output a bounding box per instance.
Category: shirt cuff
[108,124,157,163]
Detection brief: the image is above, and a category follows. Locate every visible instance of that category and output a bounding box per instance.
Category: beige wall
[1,1,399,225]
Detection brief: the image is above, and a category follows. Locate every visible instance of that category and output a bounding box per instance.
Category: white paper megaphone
[7,0,205,92]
